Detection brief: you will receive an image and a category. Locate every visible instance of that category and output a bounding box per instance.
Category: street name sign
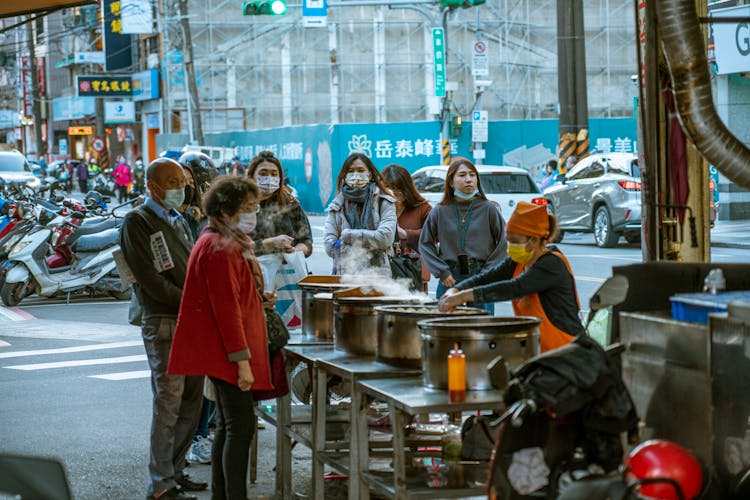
[433,28,446,97]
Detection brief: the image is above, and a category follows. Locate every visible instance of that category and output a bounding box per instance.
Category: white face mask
[236,212,257,234]
[256,175,280,194]
[345,172,370,188]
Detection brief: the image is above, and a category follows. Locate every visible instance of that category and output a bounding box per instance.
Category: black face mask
[184,185,196,206]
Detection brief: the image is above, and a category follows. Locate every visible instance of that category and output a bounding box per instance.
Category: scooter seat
[75,217,120,236]
[72,227,120,253]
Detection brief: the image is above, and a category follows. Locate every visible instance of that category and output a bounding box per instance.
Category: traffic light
[242,0,287,15]
[440,0,486,8]
[450,114,463,138]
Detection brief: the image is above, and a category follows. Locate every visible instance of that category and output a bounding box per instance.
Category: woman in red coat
[168,175,271,500]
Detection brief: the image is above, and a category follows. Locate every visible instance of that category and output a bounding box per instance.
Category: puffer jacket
[323,185,396,276]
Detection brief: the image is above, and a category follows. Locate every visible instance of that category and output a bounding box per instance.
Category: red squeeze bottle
[448,342,466,403]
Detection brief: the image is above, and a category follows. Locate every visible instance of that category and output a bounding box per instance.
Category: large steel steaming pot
[374,305,488,368]
[299,275,355,339]
[417,316,541,390]
[333,288,430,356]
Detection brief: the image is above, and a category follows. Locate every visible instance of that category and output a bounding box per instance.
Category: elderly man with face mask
[119,158,206,500]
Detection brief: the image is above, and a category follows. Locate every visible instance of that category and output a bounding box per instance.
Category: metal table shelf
[312,354,422,500]
[355,377,505,499]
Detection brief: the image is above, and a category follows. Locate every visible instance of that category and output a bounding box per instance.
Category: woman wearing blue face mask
[323,152,396,276]
[420,157,508,310]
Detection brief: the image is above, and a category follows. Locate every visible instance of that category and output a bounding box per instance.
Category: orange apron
[511,251,579,352]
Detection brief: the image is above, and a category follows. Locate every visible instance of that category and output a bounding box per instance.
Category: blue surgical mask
[454,188,478,201]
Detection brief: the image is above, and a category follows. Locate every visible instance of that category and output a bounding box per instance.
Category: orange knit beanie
[506,201,549,238]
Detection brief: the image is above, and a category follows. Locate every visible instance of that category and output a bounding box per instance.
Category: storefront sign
[121,0,154,34]
[102,0,133,71]
[104,101,136,124]
[77,75,132,97]
[53,96,96,121]
[68,126,94,135]
[75,51,105,64]
[711,5,750,74]
[132,69,159,101]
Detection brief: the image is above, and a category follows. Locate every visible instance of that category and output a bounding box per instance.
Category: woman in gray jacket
[324,153,396,276]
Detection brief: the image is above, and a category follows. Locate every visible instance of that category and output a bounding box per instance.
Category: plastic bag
[257,251,306,328]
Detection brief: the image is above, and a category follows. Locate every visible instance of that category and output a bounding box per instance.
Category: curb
[711,241,750,250]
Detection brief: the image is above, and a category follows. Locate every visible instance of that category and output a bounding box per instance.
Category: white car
[0,151,40,189]
[411,164,547,216]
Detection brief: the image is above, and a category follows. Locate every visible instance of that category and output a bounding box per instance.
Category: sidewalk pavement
[710,219,750,249]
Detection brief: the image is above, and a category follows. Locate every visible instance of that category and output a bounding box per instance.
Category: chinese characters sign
[594,136,637,154]
[77,75,133,97]
[432,28,446,97]
[347,134,439,160]
[102,0,132,71]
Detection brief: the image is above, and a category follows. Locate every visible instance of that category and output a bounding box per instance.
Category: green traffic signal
[242,0,287,15]
[440,0,486,7]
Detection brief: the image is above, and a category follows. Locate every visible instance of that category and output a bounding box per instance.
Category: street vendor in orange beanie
[439,201,584,352]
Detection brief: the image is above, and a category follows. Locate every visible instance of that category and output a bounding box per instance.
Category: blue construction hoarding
[158,117,636,213]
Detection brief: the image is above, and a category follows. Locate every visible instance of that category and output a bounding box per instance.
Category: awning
[0,0,96,19]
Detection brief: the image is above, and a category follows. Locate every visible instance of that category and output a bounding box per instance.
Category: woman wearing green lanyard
[419,157,508,311]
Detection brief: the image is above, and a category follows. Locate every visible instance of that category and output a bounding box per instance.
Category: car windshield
[0,154,30,172]
[480,173,540,194]
[607,156,638,177]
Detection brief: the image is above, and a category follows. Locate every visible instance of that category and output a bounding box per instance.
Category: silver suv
[544,153,640,248]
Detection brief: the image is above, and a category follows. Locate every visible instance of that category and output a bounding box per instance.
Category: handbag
[461,413,502,461]
[264,307,290,352]
[389,241,422,291]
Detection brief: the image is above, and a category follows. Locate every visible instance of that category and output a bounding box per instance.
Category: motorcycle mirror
[0,454,72,499]
[589,274,629,313]
[586,274,629,327]
[487,355,511,390]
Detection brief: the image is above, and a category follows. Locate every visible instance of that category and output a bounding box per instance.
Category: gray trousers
[142,317,203,496]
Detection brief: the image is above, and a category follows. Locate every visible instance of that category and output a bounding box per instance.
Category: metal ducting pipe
[655,0,750,190]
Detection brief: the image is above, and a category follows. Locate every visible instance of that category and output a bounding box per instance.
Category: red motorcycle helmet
[624,439,703,500]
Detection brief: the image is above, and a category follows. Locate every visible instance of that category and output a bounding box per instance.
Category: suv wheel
[593,206,620,248]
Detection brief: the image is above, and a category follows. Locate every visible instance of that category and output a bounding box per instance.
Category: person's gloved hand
[333,239,343,250]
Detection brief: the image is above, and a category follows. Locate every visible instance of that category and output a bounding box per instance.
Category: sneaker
[257,417,266,430]
[187,436,212,464]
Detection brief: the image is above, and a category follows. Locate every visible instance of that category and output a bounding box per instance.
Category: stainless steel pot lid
[373,305,482,316]
[417,315,542,334]
[334,295,428,304]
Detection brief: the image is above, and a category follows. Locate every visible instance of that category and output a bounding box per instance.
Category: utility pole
[177,0,203,144]
[440,8,451,166]
[25,16,44,159]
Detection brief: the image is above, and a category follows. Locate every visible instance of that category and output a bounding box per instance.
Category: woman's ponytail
[546,213,560,243]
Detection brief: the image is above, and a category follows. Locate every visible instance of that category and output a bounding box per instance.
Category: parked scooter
[484,276,716,499]
[0,199,131,306]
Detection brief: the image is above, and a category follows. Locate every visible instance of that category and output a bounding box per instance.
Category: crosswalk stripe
[90,370,151,381]
[4,355,147,371]
[0,340,143,359]
[0,307,33,321]
[0,340,10,347]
